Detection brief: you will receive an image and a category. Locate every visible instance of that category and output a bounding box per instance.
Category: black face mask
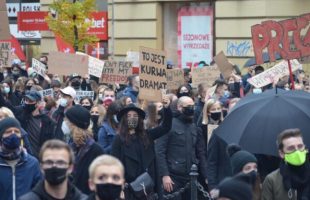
[91,115,99,125]
[228,83,235,91]
[182,106,194,116]
[44,167,68,186]
[96,183,122,200]
[25,85,32,91]
[177,92,189,98]
[24,103,36,113]
[71,81,80,88]
[83,105,92,111]
[210,111,221,121]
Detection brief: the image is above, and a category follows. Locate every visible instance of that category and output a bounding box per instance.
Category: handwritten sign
[88,56,104,78]
[0,42,11,67]
[166,68,184,90]
[75,91,95,103]
[39,88,54,98]
[0,1,11,40]
[139,46,167,102]
[247,59,302,88]
[32,58,46,77]
[251,13,310,65]
[126,51,140,67]
[101,61,132,84]
[191,66,220,88]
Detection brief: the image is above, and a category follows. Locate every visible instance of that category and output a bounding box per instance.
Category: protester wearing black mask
[0,117,42,200]
[80,97,94,111]
[88,155,125,200]
[0,90,56,158]
[176,85,191,98]
[20,139,88,200]
[156,96,208,200]
[68,74,82,90]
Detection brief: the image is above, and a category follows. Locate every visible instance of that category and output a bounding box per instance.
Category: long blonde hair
[66,119,93,147]
[202,99,223,125]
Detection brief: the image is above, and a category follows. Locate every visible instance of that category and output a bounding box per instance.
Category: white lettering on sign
[85,18,105,28]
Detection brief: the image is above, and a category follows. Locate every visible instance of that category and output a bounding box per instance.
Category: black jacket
[72,142,104,195]
[18,181,88,200]
[52,105,66,141]
[155,115,207,179]
[0,93,56,157]
[111,107,172,197]
[206,134,232,189]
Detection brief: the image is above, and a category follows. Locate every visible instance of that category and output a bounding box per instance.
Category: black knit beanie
[0,117,21,138]
[65,105,90,129]
[227,144,257,175]
[218,175,253,200]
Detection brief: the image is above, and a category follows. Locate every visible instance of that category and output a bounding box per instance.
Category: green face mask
[284,150,307,166]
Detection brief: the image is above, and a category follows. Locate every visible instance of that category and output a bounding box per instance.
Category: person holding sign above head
[111,96,172,200]
[121,75,139,103]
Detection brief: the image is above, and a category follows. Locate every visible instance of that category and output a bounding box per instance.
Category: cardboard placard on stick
[0,42,11,67]
[191,66,221,88]
[75,91,94,103]
[32,58,47,77]
[213,51,233,79]
[0,2,11,40]
[39,88,54,98]
[166,68,184,90]
[247,59,302,88]
[139,46,167,102]
[101,61,132,84]
[48,52,88,76]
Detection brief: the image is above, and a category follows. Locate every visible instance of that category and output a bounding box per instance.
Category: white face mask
[253,88,262,94]
[61,121,71,136]
[59,98,68,107]
[98,94,103,100]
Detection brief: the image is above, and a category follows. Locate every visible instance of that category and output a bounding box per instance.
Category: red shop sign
[17,11,49,31]
[86,11,108,41]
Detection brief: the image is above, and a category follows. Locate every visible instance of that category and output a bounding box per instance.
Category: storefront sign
[17,11,49,31]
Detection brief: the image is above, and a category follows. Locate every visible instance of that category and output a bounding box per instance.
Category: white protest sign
[247,59,302,88]
[39,88,54,98]
[75,91,95,103]
[88,56,104,78]
[32,58,46,77]
[126,51,140,67]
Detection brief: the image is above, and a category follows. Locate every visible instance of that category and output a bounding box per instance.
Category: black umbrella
[214,89,310,156]
[244,52,282,67]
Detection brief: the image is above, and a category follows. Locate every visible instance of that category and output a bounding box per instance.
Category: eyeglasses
[285,144,305,154]
[42,160,69,168]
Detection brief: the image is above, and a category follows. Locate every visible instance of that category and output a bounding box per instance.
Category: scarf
[280,160,310,200]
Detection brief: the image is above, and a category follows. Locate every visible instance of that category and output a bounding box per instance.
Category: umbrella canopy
[244,52,282,67]
[215,89,310,156]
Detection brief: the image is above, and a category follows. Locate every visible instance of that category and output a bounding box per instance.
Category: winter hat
[65,105,90,129]
[0,118,21,138]
[227,144,257,175]
[218,174,253,200]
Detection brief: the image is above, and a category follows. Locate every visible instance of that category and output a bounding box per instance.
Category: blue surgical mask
[223,90,230,98]
[3,87,10,94]
[253,88,262,94]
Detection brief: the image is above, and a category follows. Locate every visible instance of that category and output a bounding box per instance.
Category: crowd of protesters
[0,56,309,200]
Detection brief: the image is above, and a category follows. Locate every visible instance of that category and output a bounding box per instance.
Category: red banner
[0,35,26,61]
[55,35,75,54]
[17,11,49,31]
[86,12,108,41]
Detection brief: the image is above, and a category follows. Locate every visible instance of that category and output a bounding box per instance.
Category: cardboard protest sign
[213,51,233,79]
[101,61,132,84]
[39,88,54,98]
[0,42,11,67]
[48,52,88,76]
[247,59,302,88]
[139,46,167,102]
[191,66,221,88]
[251,13,310,65]
[32,58,46,77]
[166,68,184,90]
[75,91,95,103]
[0,2,11,40]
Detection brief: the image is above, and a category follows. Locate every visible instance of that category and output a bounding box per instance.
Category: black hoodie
[18,181,88,200]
